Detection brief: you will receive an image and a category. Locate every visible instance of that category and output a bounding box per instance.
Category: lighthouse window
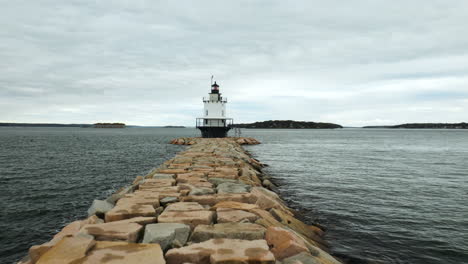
[222,110,224,116]
[205,110,208,116]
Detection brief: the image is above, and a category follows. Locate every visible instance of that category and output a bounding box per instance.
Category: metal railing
[196,118,233,128]
[202,97,228,103]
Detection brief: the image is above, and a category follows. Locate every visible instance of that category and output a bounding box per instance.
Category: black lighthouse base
[198,127,231,138]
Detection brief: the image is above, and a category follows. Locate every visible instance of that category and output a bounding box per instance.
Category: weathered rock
[207,177,238,186]
[153,173,176,179]
[191,166,214,172]
[180,189,190,196]
[282,250,342,264]
[266,226,309,260]
[29,244,53,264]
[142,223,190,250]
[157,168,188,174]
[117,196,160,207]
[282,252,320,264]
[16,256,32,264]
[36,235,95,264]
[212,201,259,211]
[182,193,254,206]
[217,208,259,223]
[263,179,275,189]
[29,220,85,262]
[239,175,262,186]
[82,215,104,225]
[80,241,165,263]
[165,202,205,212]
[251,209,284,227]
[105,203,156,222]
[207,171,238,179]
[80,222,143,242]
[176,172,206,182]
[189,187,215,196]
[155,206,164,215]
[161,196,179,206]
[158,210,215,229]
[139,178,176,189]
[132,175,144,185]
[165,238,275,264]
[87,199,114,217]
[269,209,325,245]
[128,190,160,199]
[106,185,136,204]
[135,186,181,193]
[108,216,157,225]
[136,190,181,200]
[173,156,193,164]
[191,223,266,242]
[250,187,294,214]
[216,182,251,193]
[168,163,192,169]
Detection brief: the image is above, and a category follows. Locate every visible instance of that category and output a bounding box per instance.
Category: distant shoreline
[0,123,186,128]
[1,122,466,129]
[0,123,92,128]
[363,123,467,129]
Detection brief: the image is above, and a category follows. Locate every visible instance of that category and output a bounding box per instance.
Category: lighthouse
[196,80,233,138]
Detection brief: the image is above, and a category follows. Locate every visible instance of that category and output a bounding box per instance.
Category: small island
[363,123,468,129]
[163,126,186,128]
[93,123,126,128]
[232,120,343,129]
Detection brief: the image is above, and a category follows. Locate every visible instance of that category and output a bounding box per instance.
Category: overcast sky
[1,1,467,126]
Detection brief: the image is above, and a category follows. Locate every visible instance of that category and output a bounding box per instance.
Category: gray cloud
[1,0,467,126]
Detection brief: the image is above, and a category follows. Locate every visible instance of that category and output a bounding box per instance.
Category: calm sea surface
[0,127,467,263]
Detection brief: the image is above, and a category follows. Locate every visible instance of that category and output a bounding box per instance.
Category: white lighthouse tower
[196,79,233,138]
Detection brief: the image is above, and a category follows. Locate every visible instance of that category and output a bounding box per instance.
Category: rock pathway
[20,137,343,264]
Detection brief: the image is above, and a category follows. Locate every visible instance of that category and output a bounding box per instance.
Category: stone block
[108,216,157,225]
[80,222,143,242]
[153,173,176,179]
[212,201,259,211]
[191,223,266,242]
[158,210,214,229]
[189,187,215,196]
[87,199,114,217]
[117,196,160,207]
[207,177,238,186]
[165,202,205,212]
[36,235,95,264]
[216,182,251,193]
[160,196,179,206]
[142,223,190,251]
[265,226,309,260]
[165,239,275,264]
[29,220,84,262]
[157,169,188,174]
[217,208,259,223]
[105,203,156,222]
[181,193,253,206]
[269,209,325,245]
[80,241,165,263]
[106,185,136,204]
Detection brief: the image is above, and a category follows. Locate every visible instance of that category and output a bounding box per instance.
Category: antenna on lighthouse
[211,75,214,85]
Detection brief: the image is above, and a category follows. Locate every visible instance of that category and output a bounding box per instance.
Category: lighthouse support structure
[196,81,233,138]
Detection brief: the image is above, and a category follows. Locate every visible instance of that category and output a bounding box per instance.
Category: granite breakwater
[19,137,342,264]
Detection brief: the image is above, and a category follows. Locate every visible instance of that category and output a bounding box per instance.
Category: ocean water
[0,127,467,263]
[241,129,468,264]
